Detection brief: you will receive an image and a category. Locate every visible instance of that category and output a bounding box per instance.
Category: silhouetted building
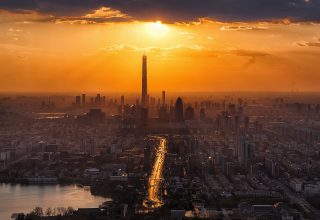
[141,55,148,108]
[121,95,124,107]
[87,109,106,122]
[80,138,85,153]
[162,91,166,106]
[88,138,96,156]
[235,115,239,131]
[95,94,102,106]
[141,107,148,125]
[265,157,280,178]
[120,95,125,115]
[174,97,184,122]
[82,94,86,106]
[75,96,81,106]
[159,106,169,122]
[200,108,206,121]
[216,115,222,130]
[245,116,250,132]
[238,136,254,166]
[45,144,59,153]
[185,106,195,120]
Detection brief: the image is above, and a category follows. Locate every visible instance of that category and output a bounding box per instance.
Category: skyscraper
[200,108,206,121]
[120,95,125,114]
[174,97,184,122]
[185,105,195,120]
[121,95,125,107]
[141,55,148,108]
[88,138,96,156]
[238,136,254,166]
[82,94,86,106]
[80,138,85,153]
[75,96,81,106]
[162,91,166,106]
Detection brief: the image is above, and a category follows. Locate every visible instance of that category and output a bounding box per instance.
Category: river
[0,183,109,220]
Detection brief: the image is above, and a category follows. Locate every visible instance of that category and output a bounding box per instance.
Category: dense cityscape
[0,55,320,220]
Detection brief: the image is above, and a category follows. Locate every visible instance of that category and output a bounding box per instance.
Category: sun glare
[145,20,169,38]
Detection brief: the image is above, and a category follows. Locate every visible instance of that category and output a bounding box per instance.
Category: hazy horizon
[2,90,320,95]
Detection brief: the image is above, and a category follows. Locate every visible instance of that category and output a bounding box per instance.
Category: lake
[0,183,109,220]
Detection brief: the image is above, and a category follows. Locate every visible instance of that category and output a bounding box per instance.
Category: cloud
[1,0,320,23]
[83,7,129,19]
[230,49,270,68]
[220,25,268,31]
[99,43,271,66]
[306,42,320,47]
[232,49,269,57]
[297,38,320,47]
[54,19,97,25]
[0,9,52,23]
[99,44,221,58]
[53,7,129,24]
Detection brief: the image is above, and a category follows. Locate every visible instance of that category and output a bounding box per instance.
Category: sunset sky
[1,0,320,93]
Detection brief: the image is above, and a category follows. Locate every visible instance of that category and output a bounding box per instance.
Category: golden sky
[1,8,320,93]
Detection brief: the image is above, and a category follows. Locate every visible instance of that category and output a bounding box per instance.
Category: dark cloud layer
[1,0,320,22]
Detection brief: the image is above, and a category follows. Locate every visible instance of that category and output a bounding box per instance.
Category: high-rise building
[120,95,125,115]
[80,138,85,153]
[121,95,125,107]
[238,136,254,166]
[141,107,148,125]
[200,108,206,121]
[174,97,184,122]
[185,106,195,120]
[88,138,96,156]
[141,55,148,108]
[244,116,250,132]
[235,115,239,131]
[82,94,86,106]
[75,96,81,106]
[162,91,166,106]
[95,94,102,105]
[265,157,280,178]
[159,106,168,122]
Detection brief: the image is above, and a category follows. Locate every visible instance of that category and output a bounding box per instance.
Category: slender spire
[141,54,148,108]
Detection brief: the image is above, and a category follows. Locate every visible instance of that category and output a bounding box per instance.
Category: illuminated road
[145,137,167,208]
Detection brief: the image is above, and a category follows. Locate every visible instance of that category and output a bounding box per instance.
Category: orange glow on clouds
[0,10,320,93]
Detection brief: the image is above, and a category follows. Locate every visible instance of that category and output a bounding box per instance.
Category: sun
[144,21,169,38]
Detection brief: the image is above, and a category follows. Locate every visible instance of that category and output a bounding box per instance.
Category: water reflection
[0,183,109,220]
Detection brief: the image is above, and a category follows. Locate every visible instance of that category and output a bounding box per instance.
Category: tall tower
[162,91,166,107]
[141,55,148,108]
